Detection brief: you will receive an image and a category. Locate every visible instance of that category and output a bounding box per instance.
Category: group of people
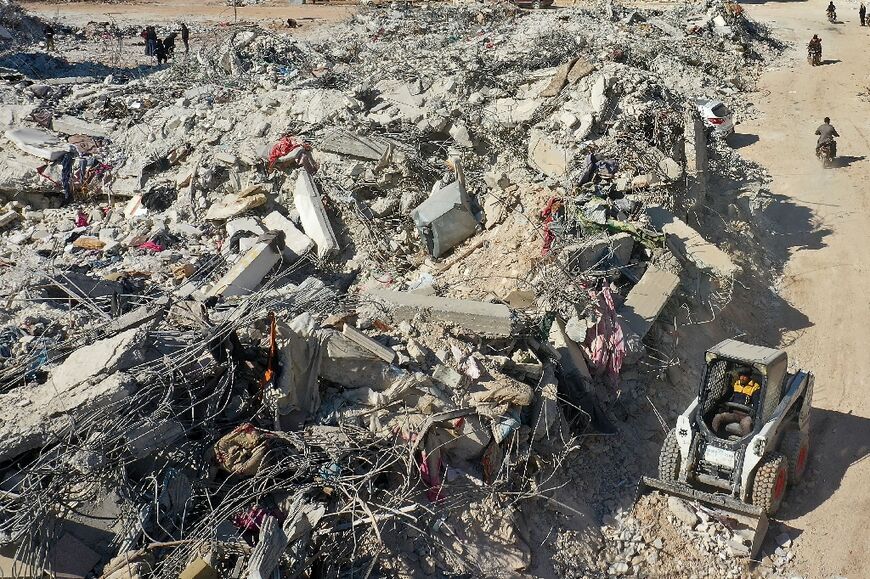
[142,23,190,65]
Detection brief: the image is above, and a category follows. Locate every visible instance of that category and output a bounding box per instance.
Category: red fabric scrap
[75,210,88,227]
[137,241,164,252]
[268,135,302,170]
[540,196,562,256]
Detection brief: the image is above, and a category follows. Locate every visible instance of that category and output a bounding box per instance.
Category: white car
[694,98,734,137]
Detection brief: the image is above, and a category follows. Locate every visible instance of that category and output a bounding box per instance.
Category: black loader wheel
[781,430,810,485]
[751,453,789,515]
[658,428,681,481]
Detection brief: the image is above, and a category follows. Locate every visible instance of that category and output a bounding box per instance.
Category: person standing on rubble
[144,26,158,60]
[43,23,54,51]
[155,38,168,65]
[180,22,190,53]
[861,2,866,26]
[163,32,177,59]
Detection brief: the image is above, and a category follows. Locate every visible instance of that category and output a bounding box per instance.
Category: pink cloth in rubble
[586,285,625,387]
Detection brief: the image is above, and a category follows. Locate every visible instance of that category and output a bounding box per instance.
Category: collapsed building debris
[0,0,783,577]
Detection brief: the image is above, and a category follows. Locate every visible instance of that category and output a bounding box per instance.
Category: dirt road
[20,0,355,29]
[735,1,870,576]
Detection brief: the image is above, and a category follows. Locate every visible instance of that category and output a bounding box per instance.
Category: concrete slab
[485,98,542,127]
[0,370,138,464]
[617,265,681,339]
[319,129,390,161]
[262,210,314,257]
[528,129,570,178]
[293,170,338,259]
[207,236,282,297]
[365,289,514,337]
[51,115,111,138]
[4,127,68,161]
[645,206,739,278]
[45,533,101,579]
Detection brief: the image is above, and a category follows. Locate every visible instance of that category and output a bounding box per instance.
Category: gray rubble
[0,1,783,577]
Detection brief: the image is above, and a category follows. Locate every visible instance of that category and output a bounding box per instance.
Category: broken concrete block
[180,558,220,579]
[539,59,577,97]
[531,363,564,441]
[411,179,478,258]
[590,75,609,112]
[667,496,699,528]
[51,115,111,138]
[617,265,680,340]
[0,365,138,463]
[611,233,634,265]
[293,170,338,259]
[262,210,315,257]
[370,196,399,218]
[548,318,593,382]
[449,123,473,148]
[342,324,396,364]
[320,332,402,391]
[207,236,282,297]
[485,98,542,126]
[366,289,514,337]
[567,58,594,84]
[561,235,611,272]
[226,216,264,239]
[213,151,238,166]
[528,129,570,178]
[319,129,391,160]
[72,236,105,251]
[0,210,19,228]
[204,192,267,221]
[645,206,739,278]
[658,156,683,181]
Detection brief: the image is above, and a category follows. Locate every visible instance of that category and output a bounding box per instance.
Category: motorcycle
[817,141,835,168]
[807,44,822,66]
[827,8,837,22]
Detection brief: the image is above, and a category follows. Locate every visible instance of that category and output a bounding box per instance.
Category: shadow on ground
[779,408,870,519]
[0,50,161,81]
[834,154,865,168]
[728,133,760,149]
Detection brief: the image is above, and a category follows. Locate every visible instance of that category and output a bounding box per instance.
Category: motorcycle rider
[808,34,822,64]
[816,116,839,158]
[827,1,837,20]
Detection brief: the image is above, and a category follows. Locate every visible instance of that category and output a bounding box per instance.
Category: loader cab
[695,340,788,443]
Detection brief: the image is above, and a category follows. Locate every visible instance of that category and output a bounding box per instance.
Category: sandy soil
[20,0,356,29]
[733,1,870,577]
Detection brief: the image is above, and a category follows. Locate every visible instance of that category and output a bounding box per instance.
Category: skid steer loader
[638,339,814,558]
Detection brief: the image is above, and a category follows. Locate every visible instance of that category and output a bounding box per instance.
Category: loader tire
[781,430,809,485]
[750,453,788,515]
[658,428,681,482]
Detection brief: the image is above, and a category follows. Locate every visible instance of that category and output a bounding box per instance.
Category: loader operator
[712,368,760,436]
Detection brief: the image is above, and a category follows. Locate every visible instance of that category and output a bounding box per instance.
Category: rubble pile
[0,0,43,47]
[0,1,785,577]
